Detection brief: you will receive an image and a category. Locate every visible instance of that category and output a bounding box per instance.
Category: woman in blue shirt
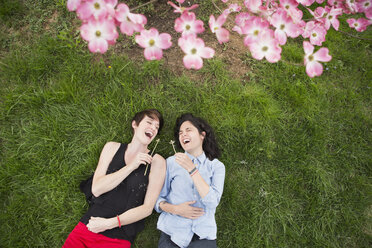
[155,113,225,248]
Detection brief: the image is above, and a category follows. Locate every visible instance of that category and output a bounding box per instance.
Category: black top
[80,143,150,243]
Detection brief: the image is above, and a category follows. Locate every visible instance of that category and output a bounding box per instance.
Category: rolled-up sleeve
[200,161,225,209]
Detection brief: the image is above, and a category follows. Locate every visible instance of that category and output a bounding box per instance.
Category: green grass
[1,0,371,247]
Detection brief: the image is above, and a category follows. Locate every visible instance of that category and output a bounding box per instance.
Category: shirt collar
[185,151,207,165]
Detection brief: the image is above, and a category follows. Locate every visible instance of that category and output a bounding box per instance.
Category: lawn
[0,0,371,247]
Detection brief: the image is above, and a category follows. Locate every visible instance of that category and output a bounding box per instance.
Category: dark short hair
[132,109,164,134]
[174,113,220,160]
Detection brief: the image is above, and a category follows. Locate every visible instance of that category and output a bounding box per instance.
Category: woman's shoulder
[165,154,176,163]
[101,142,122,155]
[152,153,165,164]
[210,157,225,168]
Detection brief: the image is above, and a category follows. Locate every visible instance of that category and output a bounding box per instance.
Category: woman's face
[133,115,160,145]
[178,121,205,155]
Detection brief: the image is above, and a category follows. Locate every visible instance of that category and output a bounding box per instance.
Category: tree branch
[130,0,158,12]
[338,30,372,41]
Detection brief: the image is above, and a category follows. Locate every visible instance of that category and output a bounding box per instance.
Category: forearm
[190,170,210,198]
[159,201,177,215]
[92,165,135,197]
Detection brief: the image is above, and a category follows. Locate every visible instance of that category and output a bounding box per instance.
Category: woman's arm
[175,153,225,209]
[158,201,205,219]
[86,154,166,233]
[91,142,152,197]
[174,153,209,197]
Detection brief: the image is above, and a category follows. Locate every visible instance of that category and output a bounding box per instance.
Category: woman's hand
[129,152,153,170]
[175,153,195,172]
[86,216,116,233]
[174,201,205,219]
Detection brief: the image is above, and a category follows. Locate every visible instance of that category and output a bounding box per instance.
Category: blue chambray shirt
[155,152,225,248]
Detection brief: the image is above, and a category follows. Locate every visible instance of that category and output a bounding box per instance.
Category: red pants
[63,222,131,248]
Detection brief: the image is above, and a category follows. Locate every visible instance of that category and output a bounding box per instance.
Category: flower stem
[144,139,160,176]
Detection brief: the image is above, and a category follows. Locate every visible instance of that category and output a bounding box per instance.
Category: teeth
[145,131,153,138]
[183,139,190,144]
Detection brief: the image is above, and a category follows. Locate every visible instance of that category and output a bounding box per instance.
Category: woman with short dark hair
[63,109,166,248]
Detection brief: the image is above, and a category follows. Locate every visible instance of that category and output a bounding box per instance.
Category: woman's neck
[187,147,204,158]
[127,138,149,154]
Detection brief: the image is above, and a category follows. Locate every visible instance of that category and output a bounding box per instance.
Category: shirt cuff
[155,197,166,213]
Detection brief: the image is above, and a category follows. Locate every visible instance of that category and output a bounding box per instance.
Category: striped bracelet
[188,167,197,175]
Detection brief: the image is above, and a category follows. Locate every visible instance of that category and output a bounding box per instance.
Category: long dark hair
[174,113,220,160]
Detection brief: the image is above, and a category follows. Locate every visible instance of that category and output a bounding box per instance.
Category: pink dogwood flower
[357,0,372,14]
[209,14,230,44]
[175,11,205,36]
[115,3,147,36]
[178,34,215,70]
[167,1,199,14]
[312,6,343,30]
[303,41,332,77]
[345,0,358,13]
[67,0,81,11]
[80,18,118,53]
[346,18,370,32]
[302,21,327,46]
[240,17,270,46]
[135,28,172,60]
[77,0,113,21]
[249,29,282,63]
[271,9,303,45]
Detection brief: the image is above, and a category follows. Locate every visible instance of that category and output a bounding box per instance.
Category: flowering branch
[66,0,372,78]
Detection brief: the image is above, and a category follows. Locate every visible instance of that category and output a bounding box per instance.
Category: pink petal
[199,47,215,59]
[306,61,323,77]
[158,33,172,49]
[265,46,282,63]
[275,29,287,45]
[194,20,205,34]
[216,14,227,26]
[115,3,129,22]
[144,46,163,60]
[80,23,94,41]
[174,18,184,33]
[88,39,108,54]
[120,22,134,36]
[77,2,92,20]
[183,55,203,70]
[209,15,216,31]
[303,41,314,55]
[313,47,332,62]
[135,33,148,48]
[216,28,230,44]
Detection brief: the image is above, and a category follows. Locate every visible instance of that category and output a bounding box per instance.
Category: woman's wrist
[108,216,119,229]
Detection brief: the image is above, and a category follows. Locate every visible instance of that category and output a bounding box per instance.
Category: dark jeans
[158,231,217,248]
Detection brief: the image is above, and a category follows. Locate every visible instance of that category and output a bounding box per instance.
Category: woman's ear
[132,120,137,129]
[201,131,206,139]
